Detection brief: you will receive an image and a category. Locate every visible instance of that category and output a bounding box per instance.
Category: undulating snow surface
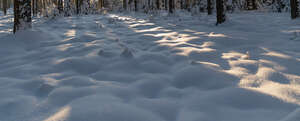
[0,11,300,121]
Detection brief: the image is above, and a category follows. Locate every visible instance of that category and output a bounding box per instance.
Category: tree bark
[252,0,257,10]
[186,0,191,11]
[156,0,160,10]
[216,0,225,25]
[76,0,80,14]
[64,0,72,16]
[3,0,7,15]
[57,0,63,14]
[14,0,32,33]
[123,0,127,10]
[207,0,212,15]
[290,0,299,19]
[165,0,168,10]
[32,0,36,16]
[169,0,174,13]
[134,0,138,11]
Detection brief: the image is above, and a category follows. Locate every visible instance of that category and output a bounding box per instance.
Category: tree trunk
[156,0,160,10]
[186,0,191,11]
[216,0,225,25]
[32,0,36,16]
[169,0,174,13]
[207,0,212,15]
[165,0,168,10]
[14,0,32,33]
[180,0,183,9]
[57,0,63,14]
[3,0,7,15]
[123,0,127,10]
[76,0,80,14]
[252,0,257,10]
[134,0,138,11]
[290,0,299,19]
[64,0,72,16]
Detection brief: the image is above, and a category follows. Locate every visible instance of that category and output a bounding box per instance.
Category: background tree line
[0,0,299,33]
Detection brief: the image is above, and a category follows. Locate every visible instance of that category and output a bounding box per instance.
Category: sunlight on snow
[175,47,216,56]
[57,43,73,51]
[245,83,300,105]
[259,59,286,71]
[129,22,155,28]
[262,48,292,59]
[207,32,228,37]
[64,29,76,37]
[191,61,221,68]
[44,106,71,121]
[134,27,163,33]
[222,51,249,60]
[106,14,300,107]
[41,76,61,86]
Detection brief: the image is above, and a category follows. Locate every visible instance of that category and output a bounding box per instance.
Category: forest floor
[0,11,300,121]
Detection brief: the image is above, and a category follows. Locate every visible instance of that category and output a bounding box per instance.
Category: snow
[0,11,300,121]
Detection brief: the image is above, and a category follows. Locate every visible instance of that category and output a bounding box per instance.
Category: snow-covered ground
[0,11,300,121]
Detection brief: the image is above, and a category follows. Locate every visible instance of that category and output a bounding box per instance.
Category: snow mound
[45,95,166,121]
[173,65,237,90]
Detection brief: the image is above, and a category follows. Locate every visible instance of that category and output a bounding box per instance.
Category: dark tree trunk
[246,0,257,10]
[290,0,299,19]
[134,0,138,11]
[157,0,160,10]
[252,0,257,10]
[64,0,71,16]
[216,0,225,25]
[98,0,102,9]
[246,0,250,10]
[169,0,174,13]
[57,0,63,14]
[123,0,127,10]
[14,0,32,33]
[148,0,151,9]
[276,0,283,12]
[36,0,39,14]
[32,0,36,16]
[76,0,80,14]
[180,0,183,9]
[186,0,191,11]
[207,0,212,15]
[3,0,7,15]
[165,0,168,10]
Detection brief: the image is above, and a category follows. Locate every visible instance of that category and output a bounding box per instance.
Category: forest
[0,0,299,32]
[0,0,300,121]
